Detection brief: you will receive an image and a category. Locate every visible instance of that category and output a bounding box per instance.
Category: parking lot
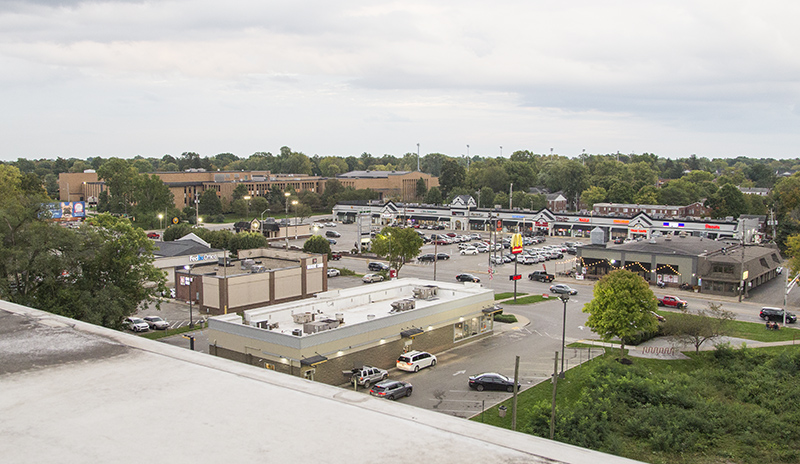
[148,218,795,418]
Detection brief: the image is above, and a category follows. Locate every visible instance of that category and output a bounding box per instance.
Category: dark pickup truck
[528,271,555,283]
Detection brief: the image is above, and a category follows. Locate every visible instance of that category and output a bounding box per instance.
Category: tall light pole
[194,192,199,224]
[284,192,291,249]
[261,208,270,221]
[243,195,251,216]
[158,213,163,230]
[558,294,569,378]
[500,146,503,157]
[292,200,299,239]
[183,264,195,328]
[416,143,420,172]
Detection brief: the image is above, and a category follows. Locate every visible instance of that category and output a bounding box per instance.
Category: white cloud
[1,0,799,160]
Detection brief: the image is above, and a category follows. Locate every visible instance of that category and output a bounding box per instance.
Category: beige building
[59,169,438,209]
[174,247,328,315]
[208,278,498,385]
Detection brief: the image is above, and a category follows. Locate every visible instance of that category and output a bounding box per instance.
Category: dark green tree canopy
[370,227,423,276]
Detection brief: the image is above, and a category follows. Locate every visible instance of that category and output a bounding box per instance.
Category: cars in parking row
[124,315,170,332]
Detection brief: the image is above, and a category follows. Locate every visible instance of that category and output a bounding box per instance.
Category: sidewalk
[575,335,800,360]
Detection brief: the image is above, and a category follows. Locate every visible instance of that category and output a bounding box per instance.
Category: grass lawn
[502,294,559,305]
[656,309,800,343]
[494,292,527,300]
[140,322,206,340]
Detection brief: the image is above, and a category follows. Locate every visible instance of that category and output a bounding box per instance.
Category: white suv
[124,317,149,332]
[396,350,437,372]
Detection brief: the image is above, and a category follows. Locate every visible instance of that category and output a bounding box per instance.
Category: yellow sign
[511,233,524,254]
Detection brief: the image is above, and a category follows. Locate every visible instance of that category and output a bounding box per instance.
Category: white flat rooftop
[239,278,491,336]
[0,300,642,464]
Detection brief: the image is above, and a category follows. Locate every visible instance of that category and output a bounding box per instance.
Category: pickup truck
[657,295,688,309]
[351,366,388,387]
[528,271,555,282]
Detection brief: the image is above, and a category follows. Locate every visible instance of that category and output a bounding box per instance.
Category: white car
[363,273,384,283]
[124,317,149,332]
[142,315,169,330]
[327,268,340,277]
[460,247,478,255]
[396,350,437,372]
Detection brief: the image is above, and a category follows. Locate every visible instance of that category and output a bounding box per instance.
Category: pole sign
[510,233,524,254]
[509,274,521,281]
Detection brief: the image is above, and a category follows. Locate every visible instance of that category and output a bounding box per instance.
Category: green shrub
[494,314,518,323]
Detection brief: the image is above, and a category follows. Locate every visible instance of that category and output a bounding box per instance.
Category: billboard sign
[510,233,524,254]
[47,202,86,220]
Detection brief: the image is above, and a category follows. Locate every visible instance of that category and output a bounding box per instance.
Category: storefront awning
[400,328,424,338]
[300,355,328,367]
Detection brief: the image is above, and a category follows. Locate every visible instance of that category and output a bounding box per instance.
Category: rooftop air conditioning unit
[292,312,314,324]
[413,285,438,300]
[390,299,416,313]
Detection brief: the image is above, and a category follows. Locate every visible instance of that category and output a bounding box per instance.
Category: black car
[325,230,341,238]
[436,253,450,261]
[368,262,390,272]
[468,373,519,392]
[456,273,480,283]
[327,238,337,245]
[418,254,436,262]
[759,307,797,323]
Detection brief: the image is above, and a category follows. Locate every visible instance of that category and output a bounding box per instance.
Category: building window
[712,264,734,274]
[454,315,491,342]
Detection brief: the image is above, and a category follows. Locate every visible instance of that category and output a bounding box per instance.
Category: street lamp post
[243,195,252,216]
[183,264,195,328]
[158,213,164,230]
[292,200,299,239]
[558,294,569,378]
[261,208,270,221]
[284,192,291,249]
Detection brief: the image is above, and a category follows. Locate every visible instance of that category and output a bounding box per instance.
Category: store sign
[613,219,630,224]
[631,229,647,234]
[510,233,524,254]
[189,253,218,263]
[705,224,720,229]
[662,222,686,227]
[535,221,548,227]
[578,218,590,223]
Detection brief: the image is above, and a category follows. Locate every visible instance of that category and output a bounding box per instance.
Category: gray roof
[152,239,219,258]
[609,236,730,257]
[337,170,411,178]
[0,301,641,464]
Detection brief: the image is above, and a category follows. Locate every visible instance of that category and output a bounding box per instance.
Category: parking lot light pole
[558,294,569,378]
[184,264,194,328]
[284,192,291,249]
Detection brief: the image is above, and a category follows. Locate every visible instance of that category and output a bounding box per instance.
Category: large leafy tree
[303,235,332,259]
[97,157,139,214]
[582,269,659,357]
[580,186,607,210]
[198,189,223,216]
[370,226,423,276]
[438,159,465,197]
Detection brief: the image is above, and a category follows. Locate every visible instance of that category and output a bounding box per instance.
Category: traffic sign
[509,274,521,281]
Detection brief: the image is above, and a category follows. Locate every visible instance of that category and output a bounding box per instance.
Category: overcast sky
[2,0,799,162]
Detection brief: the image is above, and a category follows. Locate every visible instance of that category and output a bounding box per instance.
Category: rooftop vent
[413,286,438,300]
[390,299,416,313]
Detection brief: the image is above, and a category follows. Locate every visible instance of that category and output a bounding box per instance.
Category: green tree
[580,186,607,210]
[97,158,139,214]
[370,227,423,276]
[198,189,223,216]
[705,184,746,218]
[662,302,735,352]
[439,159,466,197]
[416,178,428,199]
[582,269,659,357]
[634,186,659,205]
[232,184,249,201]
[303,235,332,259]
[133,174,174,227]
[163,223,195,241]
[425,186,443,205]
[478,187,494,208]
[228,232,269,256]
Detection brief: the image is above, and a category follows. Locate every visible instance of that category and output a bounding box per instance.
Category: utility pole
[417,143,420,172]
[512,355,520,430]
[509,183,513,211]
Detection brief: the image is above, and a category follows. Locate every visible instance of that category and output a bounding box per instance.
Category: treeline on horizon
[7,148,800,247]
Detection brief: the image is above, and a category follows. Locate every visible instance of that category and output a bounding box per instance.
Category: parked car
[456,273,481,283]
[528,271,554,282]
[549,284,577,295]
[327,238,337,245]
[369,380,413,400]
[368,262,390,272]
[436,253,450,261]
[363,273,385,283]
[327,268,340,277]
[468,373,520,392]
[146,232,160,239]
[351,366,388,387]
[460,247,478,256]
[124,317,149,332]
[418,253,436,262]
[760,307,797,323]
[325,230,341,238]
[142,315,169,330]
[396,350,437,372]
[330,252,342,260]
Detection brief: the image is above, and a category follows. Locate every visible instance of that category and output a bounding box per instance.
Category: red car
[657,295,687,309]
[147,232,160,239]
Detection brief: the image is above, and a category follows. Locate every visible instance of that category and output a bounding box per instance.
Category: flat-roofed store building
[577,235,783,296]
[208,278,498,384]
